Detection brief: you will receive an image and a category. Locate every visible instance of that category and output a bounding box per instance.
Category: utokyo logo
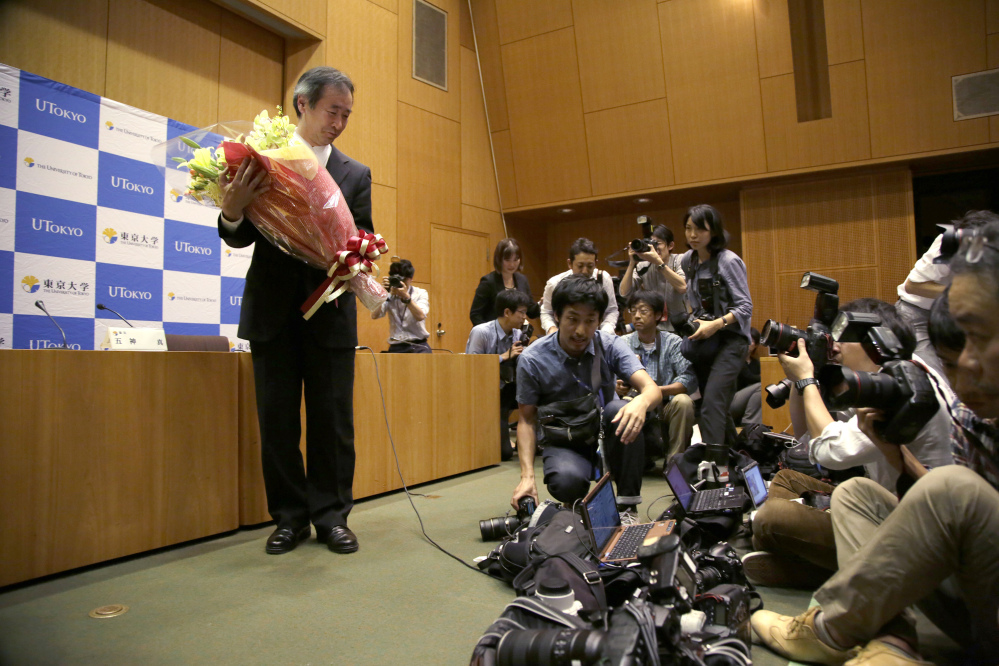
[32,218,83,236]
[108,286,152,300]
[21,276,40,293]
[175,241,212,255]
[110,176,154,195]
[169,189,184,203]
[102,228,118,244]
[167,292,176,301]
[35,99,87,123]
[23,157,35,167]
[230,296,242,306]
[105,121,114,130]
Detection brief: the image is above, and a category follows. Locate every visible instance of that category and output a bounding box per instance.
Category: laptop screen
[664,461,693,511]
[744,462,768,507]
[584,476,621,551]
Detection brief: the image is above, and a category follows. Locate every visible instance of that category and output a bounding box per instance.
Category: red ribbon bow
[301,232,388,320]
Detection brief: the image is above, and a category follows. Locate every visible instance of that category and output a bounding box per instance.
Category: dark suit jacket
[219,145,373,348]
[469,271,533,325]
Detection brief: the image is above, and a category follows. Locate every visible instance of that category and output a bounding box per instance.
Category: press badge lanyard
[570,338,605,409]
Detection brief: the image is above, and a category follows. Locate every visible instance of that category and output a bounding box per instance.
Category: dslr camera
[479,496,537,541]
[821,312,940,444]
[388,274,405,290]
[630,215,656,254]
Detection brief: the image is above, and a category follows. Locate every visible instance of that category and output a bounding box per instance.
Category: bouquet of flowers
[155,109,388,319]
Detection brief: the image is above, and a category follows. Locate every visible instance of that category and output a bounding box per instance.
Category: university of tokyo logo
[225,249,232,257]
[167,292,176,301]
[105,121,114,131]
[102,228,118,244]
[24,157,35,167]
[21,276,40,293]
[169,189,184,203]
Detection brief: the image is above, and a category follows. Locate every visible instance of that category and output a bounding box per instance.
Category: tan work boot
[751,606,857,665]
[844,639,934,665]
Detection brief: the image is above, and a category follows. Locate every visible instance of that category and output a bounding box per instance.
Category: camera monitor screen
[743,462,768,508]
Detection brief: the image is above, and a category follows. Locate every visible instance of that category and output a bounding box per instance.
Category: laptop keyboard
[606,522,654,559]
[691,487,742,511]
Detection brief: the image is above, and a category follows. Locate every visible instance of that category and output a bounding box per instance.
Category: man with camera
[744,299,954,589]
[752,221,999,666]
[372,259,431,352]
[539,238,620,336]
[466,289,534,461]
[618,222,687,333]
[512,275,660,520]
[616,290,696,468]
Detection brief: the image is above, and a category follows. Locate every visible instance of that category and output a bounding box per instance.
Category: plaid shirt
[947,395,999,493]
[620,330,697,403]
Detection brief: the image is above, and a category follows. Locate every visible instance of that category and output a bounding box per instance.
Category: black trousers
[692,331,747,448]
[250,318,356,531]
[387,340,431,353]
[499,382,518,460]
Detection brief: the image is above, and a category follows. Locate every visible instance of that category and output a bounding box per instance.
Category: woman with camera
[469,238,536,327]
[680,204,753,448]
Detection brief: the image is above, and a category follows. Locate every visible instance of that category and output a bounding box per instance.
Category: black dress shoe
[318,525,358,554]
[265,525,311,554]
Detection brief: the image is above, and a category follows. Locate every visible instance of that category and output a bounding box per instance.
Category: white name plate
[101,328,168,351]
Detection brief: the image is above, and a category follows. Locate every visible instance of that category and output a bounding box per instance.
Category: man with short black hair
[619,224,687,332]
[513,275,661,520]
[539,238,620,336]
[372,259,430,353]
[466,289,534,460]
[617,290,696,466]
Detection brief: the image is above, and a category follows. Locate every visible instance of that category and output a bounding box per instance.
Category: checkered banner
[0,63,251,351]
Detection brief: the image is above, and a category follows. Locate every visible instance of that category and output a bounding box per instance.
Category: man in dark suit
[218,67,372,555]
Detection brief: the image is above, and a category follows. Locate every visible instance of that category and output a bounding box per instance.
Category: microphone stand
[97,303,133,327]
[34,300,68,349]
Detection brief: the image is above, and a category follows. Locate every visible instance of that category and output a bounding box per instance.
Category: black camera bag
[478,507,592,582]
[678,253,731,363]
[469,597,591,666]
[535,337,603,447]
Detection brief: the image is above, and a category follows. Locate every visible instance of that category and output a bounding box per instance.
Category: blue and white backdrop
[0,63,251,351]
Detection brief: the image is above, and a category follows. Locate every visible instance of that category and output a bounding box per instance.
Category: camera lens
[828,368,901,410]
[764,378,793,409]
[761,320,807,354]
[630,238,647,252]
[479,516,521,541]
[496,629,604,666]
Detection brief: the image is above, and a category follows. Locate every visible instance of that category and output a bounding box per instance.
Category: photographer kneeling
[466,289,534,461]
[744,298,954,589]
[511,275,661,521]
[372,259,431,353]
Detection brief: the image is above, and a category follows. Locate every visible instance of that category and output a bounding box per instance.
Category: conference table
[0,350,499,588]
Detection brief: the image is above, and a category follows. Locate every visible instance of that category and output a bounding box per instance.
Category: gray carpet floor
[0,459,959,665]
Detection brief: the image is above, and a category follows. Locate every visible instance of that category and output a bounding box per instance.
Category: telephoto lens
[764,378,793,409]
[761,320,807,355]
[479,515,522,541]
[827,368,901,411]
[496,629,604,666]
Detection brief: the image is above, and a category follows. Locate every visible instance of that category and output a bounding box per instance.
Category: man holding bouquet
[218,67,373,556]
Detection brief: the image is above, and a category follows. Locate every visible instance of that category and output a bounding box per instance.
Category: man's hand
[220,158,269,221]
[504,341,524,361]
[856,407,903,473]
[611,398,647,443]
[778,338,815,381]
[381,277,409,301]
[688,318,723,341]
[615,379,630,398]
[511,477,538,510]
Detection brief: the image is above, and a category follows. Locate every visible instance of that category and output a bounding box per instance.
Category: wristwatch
[401,297,412,305]
[795,377,819,395]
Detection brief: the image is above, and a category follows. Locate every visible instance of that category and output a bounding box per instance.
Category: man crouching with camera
[511,274,661,522]
[372,259,431,353]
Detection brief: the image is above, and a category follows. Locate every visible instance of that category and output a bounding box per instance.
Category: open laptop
[579,474,675,564]
[741,461,768,509]
[664,459,748,516]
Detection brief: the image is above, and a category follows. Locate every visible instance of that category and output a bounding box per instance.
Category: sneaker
[751,607,857,665]
[844,640,933,665]
[742,551,832,589]
[618,510,639,526]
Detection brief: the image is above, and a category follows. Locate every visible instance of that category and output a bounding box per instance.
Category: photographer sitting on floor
[743,298,954,589]
[616,290,696,469]
[511,275,661,521]
[466,289,534,461]
[751,219,999,666]
[372,259,431,353]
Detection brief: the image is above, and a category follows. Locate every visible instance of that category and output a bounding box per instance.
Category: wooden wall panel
[431,226,491,351]
[219,14,284,123]
[585,99,675,196]
[462,204,506,252]
[106,0,222,128]
[505,216,550,300]
[753,0,794,79]
[263,0,326,34]
[871,169,917,299]
[491,129,518,208]
[469,0,510,131]
[398,103,462,279]
[989,0,999,34]
[326,0,399,188]
[502,28,591,205]
[760,357,791,432]
[370,0,399,14]
[283,39,325,114]
[740,187,779,331]
[460,0,475,48]
[660,0,767,184]
[825,0,864,64]
[863,0,989,157]
[462,47,501,211]
[494,0,573,45]
[571,0,667,112]
[761,60,871,171]
[398,0,462,122]
[990,34,999,142]
[0,0,110,97]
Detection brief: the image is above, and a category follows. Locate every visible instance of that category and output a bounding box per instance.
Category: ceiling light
[634,197,652,204]
[558,208,574,214]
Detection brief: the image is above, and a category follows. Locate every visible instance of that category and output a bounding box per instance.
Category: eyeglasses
[628,307,655,316]
[962,234,999,264]
[939,228,999,265]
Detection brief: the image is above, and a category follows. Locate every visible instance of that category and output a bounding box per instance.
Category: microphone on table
[34,300,68,349]
[97,303,133,327]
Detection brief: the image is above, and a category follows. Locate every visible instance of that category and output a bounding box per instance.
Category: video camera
[821,312,940,444]
[630,215,656,254]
